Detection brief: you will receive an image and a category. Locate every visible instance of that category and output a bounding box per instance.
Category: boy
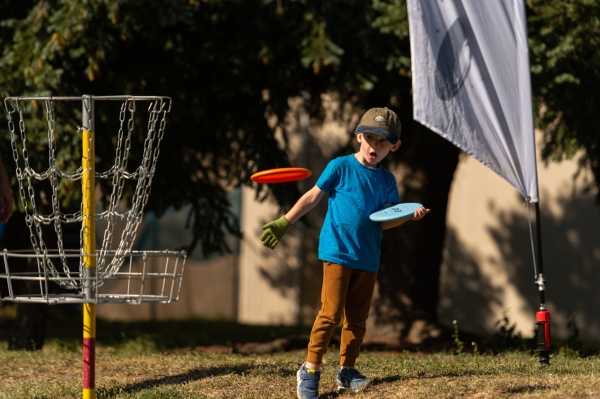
[260,107,429,399]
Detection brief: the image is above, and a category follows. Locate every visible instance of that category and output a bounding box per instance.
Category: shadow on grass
[97,364,252,397]
[502,383,554,394]
[319,376,404,398]
[319,366,531,398]
[314,374,400,397]
[97,362,296,398]
[318,376,406,398]
[368,367,503,386]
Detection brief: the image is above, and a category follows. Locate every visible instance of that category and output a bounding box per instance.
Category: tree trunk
[366,124,460,347]
[1,213,48,350]
[8,303,47,351]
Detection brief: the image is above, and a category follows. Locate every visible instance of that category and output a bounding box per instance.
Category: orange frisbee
[251,167,312,184]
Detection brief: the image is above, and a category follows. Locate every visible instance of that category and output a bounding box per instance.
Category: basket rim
[0,249,187,258]
[4,94,171,101]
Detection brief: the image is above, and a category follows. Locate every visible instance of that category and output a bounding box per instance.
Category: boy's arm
[260,185,325,249]
[284,185,324,224]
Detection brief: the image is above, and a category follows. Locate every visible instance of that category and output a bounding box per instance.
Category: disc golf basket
[1,95,187,399]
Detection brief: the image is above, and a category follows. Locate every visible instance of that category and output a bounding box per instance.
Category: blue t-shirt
[316,154,400,272]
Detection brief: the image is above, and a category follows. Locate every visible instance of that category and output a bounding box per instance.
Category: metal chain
[100,99,168,280]
[5,99,78,288]
[44,99,77,285]
[97,98,134,271]
[3,96,171,289]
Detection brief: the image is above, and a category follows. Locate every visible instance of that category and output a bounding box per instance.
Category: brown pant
[306,262,377,367]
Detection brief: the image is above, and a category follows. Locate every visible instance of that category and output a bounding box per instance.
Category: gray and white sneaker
[296,363,320,399]
[336,367,370,393]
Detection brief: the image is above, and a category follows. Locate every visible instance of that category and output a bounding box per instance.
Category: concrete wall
[97,205,239,321]
[439,144,600,341]
[237,95,349,325]
[97,254,238,321]
[237,186,301,324]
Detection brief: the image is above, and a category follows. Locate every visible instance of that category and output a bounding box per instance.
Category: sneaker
[336,367,370,393]
[296,363,320,399]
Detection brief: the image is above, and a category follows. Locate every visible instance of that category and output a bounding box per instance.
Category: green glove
[260,216,290,249]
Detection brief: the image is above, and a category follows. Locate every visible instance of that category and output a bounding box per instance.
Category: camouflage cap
[355,107,401,144]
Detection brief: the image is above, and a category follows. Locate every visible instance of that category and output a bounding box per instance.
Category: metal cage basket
[0,249,186,304]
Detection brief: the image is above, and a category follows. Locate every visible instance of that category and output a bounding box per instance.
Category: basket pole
[82,95,97,399]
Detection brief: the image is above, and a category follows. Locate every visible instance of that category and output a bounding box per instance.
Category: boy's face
[356,133,400,167]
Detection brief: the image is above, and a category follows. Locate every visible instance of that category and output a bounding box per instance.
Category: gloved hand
[260,215,290,249]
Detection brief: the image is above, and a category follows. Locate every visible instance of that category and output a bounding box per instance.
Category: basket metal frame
[0,249,186,304]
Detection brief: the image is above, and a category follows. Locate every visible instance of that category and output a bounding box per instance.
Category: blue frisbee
[369,202,423,223]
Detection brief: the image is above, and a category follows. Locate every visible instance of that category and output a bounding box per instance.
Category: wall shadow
[438,226,504,334]
[253,100,346,325]
[487,190,600,343]
[441,188,600,345]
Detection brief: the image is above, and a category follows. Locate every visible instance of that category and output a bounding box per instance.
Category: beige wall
[439,139,600,341]
[238,95,349,325]
[237,187,301,324]
[97,254,238,321]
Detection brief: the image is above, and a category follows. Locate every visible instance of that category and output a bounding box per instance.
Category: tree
[0,0,307,254]
[0,0,418,256]
[527,0,600,199]
[1,0,598,349]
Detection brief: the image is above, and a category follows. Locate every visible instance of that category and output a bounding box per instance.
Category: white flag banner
[407,0,539,202]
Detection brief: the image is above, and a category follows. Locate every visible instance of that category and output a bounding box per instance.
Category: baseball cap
[354,107,401,144]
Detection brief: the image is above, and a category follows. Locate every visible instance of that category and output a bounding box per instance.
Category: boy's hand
[260,216,290,249]
[412,207,431,221]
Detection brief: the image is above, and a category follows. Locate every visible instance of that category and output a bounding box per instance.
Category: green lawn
[0,344,599,398]
[0,311,598,398]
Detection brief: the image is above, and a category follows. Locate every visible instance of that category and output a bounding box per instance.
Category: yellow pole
[82,96,96,399]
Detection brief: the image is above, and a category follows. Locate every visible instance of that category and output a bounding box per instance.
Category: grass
[1,308,600,398]
[1,345,600,398]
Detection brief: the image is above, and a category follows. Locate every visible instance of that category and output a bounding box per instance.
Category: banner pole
[531,200,551,365]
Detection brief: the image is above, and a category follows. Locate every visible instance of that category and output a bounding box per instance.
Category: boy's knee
[317,311,344,327]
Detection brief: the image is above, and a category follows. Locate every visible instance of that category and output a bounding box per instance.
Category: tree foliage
[0,0,417,255]
[0,0,303,253]
[527,0,600,197]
